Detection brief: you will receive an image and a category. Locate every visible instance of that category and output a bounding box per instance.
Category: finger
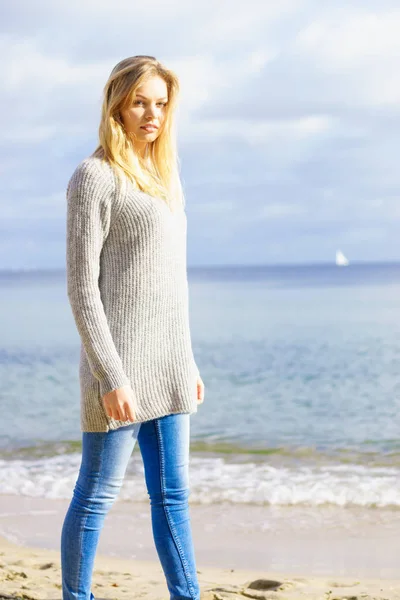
[117,401,134,422]
[126,393,137,422]
[125,406,136,422]
[117,406,127,421]
[104,402,121,421]
[108,404,121,421]
[102,399,113,419]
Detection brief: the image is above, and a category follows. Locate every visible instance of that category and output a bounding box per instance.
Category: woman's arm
[66,159,131,399]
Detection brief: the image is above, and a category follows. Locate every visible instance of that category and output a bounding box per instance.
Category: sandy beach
[2,531,400,600]
[1,494,400,599]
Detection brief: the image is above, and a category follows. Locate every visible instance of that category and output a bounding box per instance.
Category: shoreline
[2,493,400,576]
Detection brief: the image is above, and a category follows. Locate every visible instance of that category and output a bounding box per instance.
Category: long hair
[92,55,184,210]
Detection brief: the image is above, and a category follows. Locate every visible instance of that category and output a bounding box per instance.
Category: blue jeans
[61,413,201,600]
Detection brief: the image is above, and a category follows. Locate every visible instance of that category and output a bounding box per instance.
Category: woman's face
[120,75,168,153]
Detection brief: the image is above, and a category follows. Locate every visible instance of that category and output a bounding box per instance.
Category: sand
[1,493,400,599]
[1,532,400,600]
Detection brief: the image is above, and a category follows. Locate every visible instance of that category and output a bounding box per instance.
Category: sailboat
[336,249,349,267]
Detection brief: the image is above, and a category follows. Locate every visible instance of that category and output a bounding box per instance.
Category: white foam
[0,454,399,508]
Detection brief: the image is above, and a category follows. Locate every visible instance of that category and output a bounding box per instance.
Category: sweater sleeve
[66,160,131,399]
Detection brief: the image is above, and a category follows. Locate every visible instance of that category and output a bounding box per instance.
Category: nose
[145,103,160,119]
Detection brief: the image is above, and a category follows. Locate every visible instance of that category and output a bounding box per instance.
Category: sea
[1,263,400,511]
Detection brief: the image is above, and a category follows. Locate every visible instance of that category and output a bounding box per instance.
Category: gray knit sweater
[66,154,200,432]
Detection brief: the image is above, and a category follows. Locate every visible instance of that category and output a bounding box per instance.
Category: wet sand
[1,493,400,599]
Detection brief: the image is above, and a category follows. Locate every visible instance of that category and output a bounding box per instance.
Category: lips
[141,125,158,130]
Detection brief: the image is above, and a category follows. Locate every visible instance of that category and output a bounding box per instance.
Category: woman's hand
[196,375,205,404]
[102,384,137,422]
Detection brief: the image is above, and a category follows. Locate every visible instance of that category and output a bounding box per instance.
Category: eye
[133,100,167,107]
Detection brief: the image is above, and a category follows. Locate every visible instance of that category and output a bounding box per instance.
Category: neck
[132,140,148,160]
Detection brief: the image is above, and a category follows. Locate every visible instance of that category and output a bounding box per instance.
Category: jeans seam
[154,419,197,599]
[73,435,105,599]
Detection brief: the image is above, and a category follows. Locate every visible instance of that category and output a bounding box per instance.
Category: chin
[139,129,158,137]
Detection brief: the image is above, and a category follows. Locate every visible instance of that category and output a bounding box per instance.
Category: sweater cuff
[99,373,132,399]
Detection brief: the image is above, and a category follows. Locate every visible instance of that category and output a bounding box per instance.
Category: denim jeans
[61,413,201,600]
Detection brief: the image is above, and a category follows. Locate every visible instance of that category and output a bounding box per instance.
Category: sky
[1,0,399,269]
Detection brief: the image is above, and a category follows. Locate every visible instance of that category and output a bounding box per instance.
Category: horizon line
[0,259,400,273]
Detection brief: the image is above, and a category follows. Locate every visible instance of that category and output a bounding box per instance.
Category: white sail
[336,250,349,266]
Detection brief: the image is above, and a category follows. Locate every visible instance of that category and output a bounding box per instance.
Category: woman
[61,55,205,600]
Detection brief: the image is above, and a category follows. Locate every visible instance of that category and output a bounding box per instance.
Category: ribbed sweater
[66,154,200,432]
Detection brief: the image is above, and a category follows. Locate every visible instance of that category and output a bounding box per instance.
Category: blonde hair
[92,55,184,210]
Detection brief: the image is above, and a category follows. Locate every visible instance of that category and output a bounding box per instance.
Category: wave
[1,451,399,509]
[3,439,400,467]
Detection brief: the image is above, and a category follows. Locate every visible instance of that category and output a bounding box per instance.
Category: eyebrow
[136,94,168,101]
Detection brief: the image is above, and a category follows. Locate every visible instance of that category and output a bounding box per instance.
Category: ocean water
[1,263,400,509]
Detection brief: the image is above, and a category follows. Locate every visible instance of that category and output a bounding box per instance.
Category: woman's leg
[61,422,141,600]
[138,413,201,600]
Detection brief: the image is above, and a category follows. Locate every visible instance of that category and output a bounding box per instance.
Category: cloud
[1,0,400,267]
